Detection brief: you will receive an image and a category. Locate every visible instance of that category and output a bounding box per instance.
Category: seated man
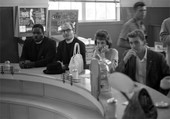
[55,22,86,70]
[116,29,170,95]
[19,24,56,68]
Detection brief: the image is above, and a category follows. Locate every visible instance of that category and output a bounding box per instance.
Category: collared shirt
[35,36,44,44]
[135,47,147,84]
[119,18,146,41]
[66,37,74,44]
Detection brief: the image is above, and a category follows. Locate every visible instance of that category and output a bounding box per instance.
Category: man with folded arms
[116,29,170,95]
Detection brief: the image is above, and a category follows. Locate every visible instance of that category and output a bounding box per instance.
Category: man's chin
[34,39,42,43]
[66,38,71,41]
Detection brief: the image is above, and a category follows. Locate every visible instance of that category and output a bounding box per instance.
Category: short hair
[127,29,145,42]
[94,29,112,48]
[60,22,76,34]
[133,2,146,11]
[32,24,44,34]
[61,22,75,29]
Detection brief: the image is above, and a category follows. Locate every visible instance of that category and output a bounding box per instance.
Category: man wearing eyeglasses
[55,22,86,70]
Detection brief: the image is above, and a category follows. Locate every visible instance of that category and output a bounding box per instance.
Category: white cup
[160,76,170,89]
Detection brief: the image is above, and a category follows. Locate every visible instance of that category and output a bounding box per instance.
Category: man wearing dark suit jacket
[116,29,170,95]
[56,22,86,70]
[19,24,56,68]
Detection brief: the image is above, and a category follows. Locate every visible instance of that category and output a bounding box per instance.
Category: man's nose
[34,35,38,38]
[98,43,102,47]
[131,43,136,48]
[33,33,38,36]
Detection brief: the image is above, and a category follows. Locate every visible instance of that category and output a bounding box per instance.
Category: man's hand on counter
[19,60,35,69]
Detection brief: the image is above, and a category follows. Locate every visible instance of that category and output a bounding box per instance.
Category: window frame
[48,0,120,23]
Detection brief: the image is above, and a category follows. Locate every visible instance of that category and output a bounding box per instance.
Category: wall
[0,0,48,63]
[0,7,18,62]
[0,0,170,63]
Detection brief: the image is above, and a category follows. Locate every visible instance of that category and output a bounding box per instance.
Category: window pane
[106,3,116,20]
[85,3,95,20]
[49,2,82,21]
[48,2,59,10]
[71,2,82,21]
[48,1,120,22]
[86,2,118,21]
[116,3,120,21]
[58,2,70,9]
[96,3,106,20]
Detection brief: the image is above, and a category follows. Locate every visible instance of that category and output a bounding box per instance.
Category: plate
[155,101,169,108]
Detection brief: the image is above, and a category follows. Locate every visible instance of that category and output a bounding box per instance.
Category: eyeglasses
[61,29,72,33]
[33,32,42,35]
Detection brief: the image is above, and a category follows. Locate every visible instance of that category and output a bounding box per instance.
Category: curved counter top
[0,63,104,119]
[1,63,170,119]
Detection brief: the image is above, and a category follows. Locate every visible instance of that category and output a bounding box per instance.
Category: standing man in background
[160,17,170,66]
[19,24,56,68]
[117,1,147,49]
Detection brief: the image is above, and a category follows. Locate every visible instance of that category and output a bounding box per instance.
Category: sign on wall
[48,10,78,37]
[14,6,48,37]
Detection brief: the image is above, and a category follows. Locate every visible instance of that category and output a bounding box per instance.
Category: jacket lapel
[63,41,68,60]
[37,38,45,59]
[146,49,153,78]
[69,38,75,57]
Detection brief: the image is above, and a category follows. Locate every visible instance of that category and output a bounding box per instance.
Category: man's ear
[143,40,146,45]
[72,28,75,34]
